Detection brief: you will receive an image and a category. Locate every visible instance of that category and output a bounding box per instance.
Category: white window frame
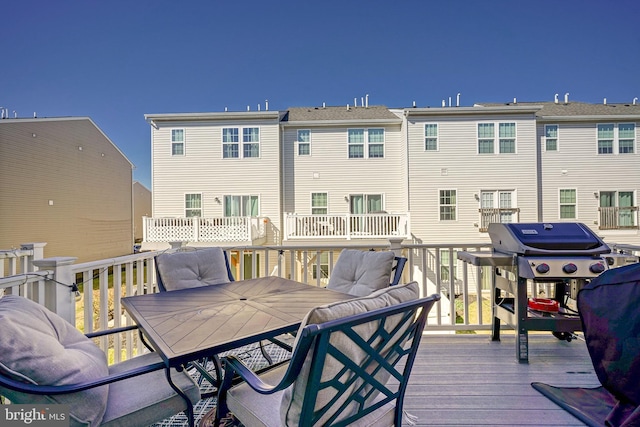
[171,129,185,156]
[477,122,517,154]
[559,189,577,219]
[242,127,260,158]
[439,189,457,221]
[297,129,311,156]
[222,127,239,158]
[311,192,328,215]
[544,124,559,151]
[223,195,260,217]
[424,123,439,151]
[222,127,260,159]
[348,128,385,159]
[597,123,614,155]
[618,123,636,154]
[184,193,202,217]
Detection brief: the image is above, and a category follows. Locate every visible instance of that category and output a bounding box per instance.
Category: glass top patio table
[121,276,353,368]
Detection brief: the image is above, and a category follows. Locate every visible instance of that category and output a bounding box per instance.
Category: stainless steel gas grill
[458,222,612,362]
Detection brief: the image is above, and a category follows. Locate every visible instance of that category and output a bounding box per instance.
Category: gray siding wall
[151,119,281,239]
[407,113,539,243]
[539,120,640,241]
[281,124,405,215]
[0,119,134,262]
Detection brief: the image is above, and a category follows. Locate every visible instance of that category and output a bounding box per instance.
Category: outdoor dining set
[0,247,440,427]
[2,246,639,426]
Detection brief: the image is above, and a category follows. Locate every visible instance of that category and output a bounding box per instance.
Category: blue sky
[2,0,639,190]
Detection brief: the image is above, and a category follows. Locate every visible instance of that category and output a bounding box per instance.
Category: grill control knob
[590,263,606,274]
[535,263,550,274]
[563,263,578,274]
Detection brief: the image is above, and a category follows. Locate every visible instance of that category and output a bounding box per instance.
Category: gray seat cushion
[0,295,110,426]
[227,281,419,427]
[156,247,231,291]
[327,249,395,297]
[101,352,200,427]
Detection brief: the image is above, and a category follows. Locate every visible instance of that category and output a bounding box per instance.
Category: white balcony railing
[284,213,410,240]
[598,206,639,230]
[3,240,638,365]
[143,216,268,243]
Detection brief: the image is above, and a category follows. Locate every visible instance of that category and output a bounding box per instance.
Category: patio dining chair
[154,247,276,391]
[0,294,200,427]
[327,249,407,297]
[215,281,441,427]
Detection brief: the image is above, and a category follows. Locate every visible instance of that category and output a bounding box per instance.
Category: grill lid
[488,222,610,256]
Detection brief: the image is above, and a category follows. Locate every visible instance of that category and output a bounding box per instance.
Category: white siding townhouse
[143,98,640,250]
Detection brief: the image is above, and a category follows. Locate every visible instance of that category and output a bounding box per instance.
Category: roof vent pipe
[448,96,452,107]
[247,105,250,111]
[633,98,638,105]
[0,107,4,119]
[322,102,326,108]
[456,93,461,107]
[604,98,607,105]
[13,110,17,118]
[34,112,37,118]
[361,97,364,107]
[354,97,357,107]
[257,104,261,111]
[365,94,369,108]
[442,99,446,107]
[554,93,559,104]
[265,100,269,111]
[225,107,228,112]
[513,97,517,104]
[564,93,569,103]
[412,101,416,108]
[347,104,350,111]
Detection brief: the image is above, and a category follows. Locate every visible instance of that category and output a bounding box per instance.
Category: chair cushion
[0,295,109,427]
[327,249,395,297]
[156,247,231,291]
[101,352,200,427]
[281,281,420,426]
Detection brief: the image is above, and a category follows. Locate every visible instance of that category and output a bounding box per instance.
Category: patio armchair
[327,249,407,297]
[215,281,441,427]
[0,294,200,427]
[154,247,276,390]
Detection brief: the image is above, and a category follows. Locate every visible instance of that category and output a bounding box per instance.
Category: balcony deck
[156,333,597,427]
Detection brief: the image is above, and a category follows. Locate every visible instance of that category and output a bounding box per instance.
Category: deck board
[404,333,599,426]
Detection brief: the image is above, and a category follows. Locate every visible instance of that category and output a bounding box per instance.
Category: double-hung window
[185,193,202,217]
[243,127,260,158]
[224,195,259,217]
[222,128,239,158]
[368,129,385,158]
[311,193,328,215]
[348,128,385,158]
[478,124,495,154]
[544,125,558,151]
[619,123,635,154]
[559,189,577,219]
[597,124,614,154]
[478,122,516,154]
[348,129,365,158]
[425,124,438,151]
[499,123,516,153]
[171,129,185,156]
[297,130,311,155]
[439,190,457,220]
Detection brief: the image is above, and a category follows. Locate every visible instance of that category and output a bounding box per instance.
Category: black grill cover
[578,262,640,425]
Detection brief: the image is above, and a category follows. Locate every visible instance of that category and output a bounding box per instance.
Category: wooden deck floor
[405,333,599,426]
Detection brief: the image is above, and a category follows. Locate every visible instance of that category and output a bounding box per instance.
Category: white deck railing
[2,241,639,364]
[143,216,268,243]
[284,213,410,240]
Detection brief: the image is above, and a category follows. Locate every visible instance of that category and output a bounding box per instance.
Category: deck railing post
[20,242,47,273]
[32,257,77,326]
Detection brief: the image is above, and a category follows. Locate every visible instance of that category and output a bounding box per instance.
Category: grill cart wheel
[552,331,574,341]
